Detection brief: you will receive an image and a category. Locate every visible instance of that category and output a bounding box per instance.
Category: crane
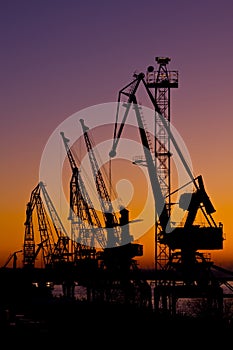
[109,71,223,256]
[23,183,57,268]
[79,118,131,247]
[79,119,151,306]
[23,182,72,268]
[109,66,224,314]
[60,131,107,254]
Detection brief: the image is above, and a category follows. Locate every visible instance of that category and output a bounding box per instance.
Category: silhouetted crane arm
[80,119,122,247]
[39,181,68,238]
[110,73,143,158]
[60,131,107,248]
[109,73,170,233]
[39,181,71,261]
[2,250,22,269]
[60,132,77,172]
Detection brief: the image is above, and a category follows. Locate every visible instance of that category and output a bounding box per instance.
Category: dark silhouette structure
[1,57,233,336]
[109,57,225,316]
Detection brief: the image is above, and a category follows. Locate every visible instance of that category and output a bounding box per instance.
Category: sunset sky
[1,0,233,270]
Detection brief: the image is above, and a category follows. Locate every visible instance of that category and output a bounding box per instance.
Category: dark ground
[0,275,232,347]
[1,295,233,347]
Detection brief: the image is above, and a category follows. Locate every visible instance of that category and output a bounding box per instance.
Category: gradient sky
[1,0,233,270]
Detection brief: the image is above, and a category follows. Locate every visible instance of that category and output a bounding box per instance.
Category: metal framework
[39,181,71,263]
[146,57,178,273]
[79,119,127,248]
[109,60,224,315]
[23,183,57,268]
[60,131,107,255]
[78,119,151,306]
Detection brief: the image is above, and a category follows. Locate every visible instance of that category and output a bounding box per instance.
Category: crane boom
[109,73,170,234]
[39,181,71,262]
[39,181,68,238]
[2,250,22,269]
[79,119,123,247]
[60,131,107,249]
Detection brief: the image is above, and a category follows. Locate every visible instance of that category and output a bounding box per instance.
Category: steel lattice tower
[146,57,178,274]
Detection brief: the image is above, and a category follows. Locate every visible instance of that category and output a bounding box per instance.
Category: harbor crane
[60,131,107,256]
[79,118,130,247]
[23,182,66,268]
[79,119,151,307]
[109,60,224,314]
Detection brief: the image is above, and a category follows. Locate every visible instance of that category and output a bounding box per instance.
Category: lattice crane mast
[60,131,107,255]
[79,119,128,248]
[146,57,178,270]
